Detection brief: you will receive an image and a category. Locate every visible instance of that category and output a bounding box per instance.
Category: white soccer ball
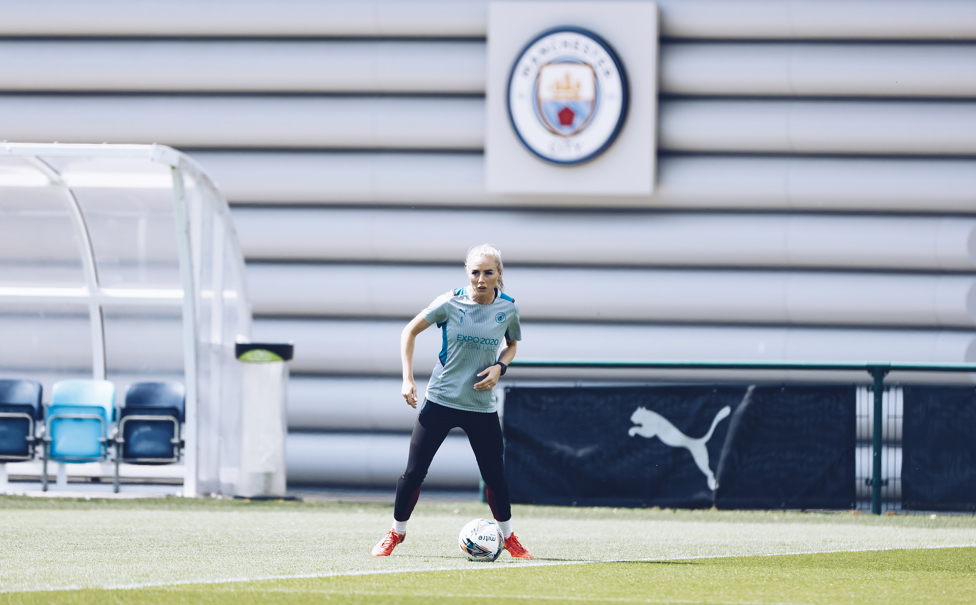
[458,518,503,562]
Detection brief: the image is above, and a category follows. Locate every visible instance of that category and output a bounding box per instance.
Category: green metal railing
[509,359,976,515]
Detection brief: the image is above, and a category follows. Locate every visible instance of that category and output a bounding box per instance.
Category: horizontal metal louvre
[659,100,976,156]
[660,43,976,97]
[1,41,973,97]
[0,41,485,93]
[2,0,975,40]
[197,152,976,211]
[0,96,484,150]
[0,0,490,38]
[6,97,976,156]
[233,208,976,270]
[246,263,976,327]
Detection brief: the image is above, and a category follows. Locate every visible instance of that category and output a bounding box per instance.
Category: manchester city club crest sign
[507,27,629,165]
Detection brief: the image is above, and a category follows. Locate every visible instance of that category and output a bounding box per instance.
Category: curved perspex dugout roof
[0,143,251,497]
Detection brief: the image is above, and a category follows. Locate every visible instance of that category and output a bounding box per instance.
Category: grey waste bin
[235,342,294,498]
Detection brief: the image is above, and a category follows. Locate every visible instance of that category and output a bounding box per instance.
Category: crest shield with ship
[534,62,598,137]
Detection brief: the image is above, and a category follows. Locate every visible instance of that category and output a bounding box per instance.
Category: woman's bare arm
[401,314,431,408]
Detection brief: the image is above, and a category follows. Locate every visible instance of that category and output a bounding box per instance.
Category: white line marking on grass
[263,588,808,605]
[1,561,578,595]
[4,542,975,595]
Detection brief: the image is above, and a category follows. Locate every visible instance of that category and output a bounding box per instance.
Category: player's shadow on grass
[394,554,695,565]
[615,560,695,565]
[486,557,692,563]
[398,554,597,563]
[523,559,694,564]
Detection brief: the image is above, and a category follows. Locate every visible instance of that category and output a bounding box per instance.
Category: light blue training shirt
[421,286,522,413]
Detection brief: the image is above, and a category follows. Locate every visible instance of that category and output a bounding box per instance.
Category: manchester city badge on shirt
[507,27,628,165]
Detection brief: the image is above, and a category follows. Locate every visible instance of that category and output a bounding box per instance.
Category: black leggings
[394,400,512,522]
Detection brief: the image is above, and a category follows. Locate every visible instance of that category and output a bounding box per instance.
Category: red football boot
[503,533,533,559]
[371,529,405,556]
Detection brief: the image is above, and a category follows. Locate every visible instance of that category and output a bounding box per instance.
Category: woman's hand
[474,364,502,391]
[402,378,418,408]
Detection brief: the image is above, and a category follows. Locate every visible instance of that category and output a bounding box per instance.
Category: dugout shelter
[0,143,251,497]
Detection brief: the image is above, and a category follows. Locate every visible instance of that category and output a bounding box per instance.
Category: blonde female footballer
[371,244,532,559]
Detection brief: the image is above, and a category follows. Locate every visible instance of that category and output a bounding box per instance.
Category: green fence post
[870,365,889,515]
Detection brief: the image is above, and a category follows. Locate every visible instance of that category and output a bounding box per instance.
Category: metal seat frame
[113,414,183,493]
[0,412,37,462]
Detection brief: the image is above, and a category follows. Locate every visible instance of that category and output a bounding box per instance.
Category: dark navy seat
[0,379,43,462]
[114,382,185,492]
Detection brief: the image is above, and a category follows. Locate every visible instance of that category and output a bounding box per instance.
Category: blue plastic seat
[114,382,185,492]
[0,379,43,462]
[44,379,116,490]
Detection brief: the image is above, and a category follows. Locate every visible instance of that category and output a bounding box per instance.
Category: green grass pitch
[1,496,974,604]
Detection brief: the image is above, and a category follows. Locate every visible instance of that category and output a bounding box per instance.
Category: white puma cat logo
[628,406,732,491]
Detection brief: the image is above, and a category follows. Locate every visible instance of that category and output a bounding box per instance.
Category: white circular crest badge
[507,27,628,165]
